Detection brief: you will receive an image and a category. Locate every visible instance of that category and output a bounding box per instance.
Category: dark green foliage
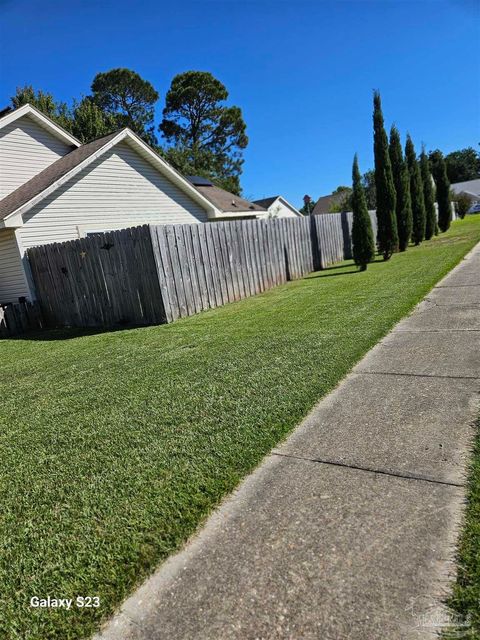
[11,85,72,131]
[160,71,248,195]
[420,148,437,239]
[444,147,480,183]
[91,68,159,145]
[362,169,377,209]
[328,186,353,212]
[11,82,144,145]
[455,192,474,219]
[351,154,375,269]
[300,195,315,215]
[430,150,452,232]
[69,97,117,143]
[405,135,426,245]
[389,126,412,251]
[373,92,398,259]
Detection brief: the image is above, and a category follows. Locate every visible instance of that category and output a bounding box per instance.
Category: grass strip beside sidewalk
[446,418,480,639]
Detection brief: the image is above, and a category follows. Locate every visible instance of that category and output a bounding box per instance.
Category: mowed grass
[1,216,479,639]
[446,418,480,638]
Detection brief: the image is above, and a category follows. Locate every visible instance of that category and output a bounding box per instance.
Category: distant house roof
[450,178,480,198]
[186,178,266,215]
[253,195,303,217]
[253,196,279,209]
[312,191,351,215]
[312,193,345,215]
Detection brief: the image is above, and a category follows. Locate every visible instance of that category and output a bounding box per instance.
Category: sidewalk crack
[355,370,480,381]
[271,452,466,488]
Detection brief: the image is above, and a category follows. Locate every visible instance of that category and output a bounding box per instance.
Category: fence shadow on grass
[9,325,141,342]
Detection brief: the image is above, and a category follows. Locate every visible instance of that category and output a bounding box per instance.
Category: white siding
[19,140,209,251]
[0,230,30,303]
[0,115,71,199]
[258,198,301,219]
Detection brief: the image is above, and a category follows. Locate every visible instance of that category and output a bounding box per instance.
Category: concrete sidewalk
[96,244,480,640]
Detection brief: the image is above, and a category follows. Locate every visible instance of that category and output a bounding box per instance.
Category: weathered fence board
[28,225,165,328]
[26,211,378,330]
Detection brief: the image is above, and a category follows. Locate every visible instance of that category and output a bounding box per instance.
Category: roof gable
[0,128,219,226]
[253,196,279,209]
[0,104,81,147]
[253,195,302,216]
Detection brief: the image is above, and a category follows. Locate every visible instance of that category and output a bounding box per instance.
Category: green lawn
[1,216,479,640]
[446,418,480,638]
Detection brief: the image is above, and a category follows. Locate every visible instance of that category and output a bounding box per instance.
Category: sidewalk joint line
[271,452,465,488]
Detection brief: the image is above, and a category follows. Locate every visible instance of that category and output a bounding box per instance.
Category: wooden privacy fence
[27,212,377,329]
[0,301,44,337]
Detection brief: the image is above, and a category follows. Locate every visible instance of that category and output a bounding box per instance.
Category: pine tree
[373,92,398,260]
[430,151,452,232]
[389,126,412,251]
[351,154,375,270]
[405,135,426,245]
[420,147,437,239]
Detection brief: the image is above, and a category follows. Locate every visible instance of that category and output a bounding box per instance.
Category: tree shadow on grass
[310,258,384,279]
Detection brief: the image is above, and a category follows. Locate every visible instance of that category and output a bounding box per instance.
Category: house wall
[258,199,300,219]
[0,229,30,303]
[18,140,209,254]
[0,114,72,199]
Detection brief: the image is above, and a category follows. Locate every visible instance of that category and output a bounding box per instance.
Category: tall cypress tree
[351,154,375,270]
[420,147,437,239]
[430,150,452,232]
[373,91,398,260]
[405,135,426,245]
[389,126,412,251]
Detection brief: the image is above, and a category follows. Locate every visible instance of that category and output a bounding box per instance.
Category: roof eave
[211,210,262,219]
[0,212,23,229]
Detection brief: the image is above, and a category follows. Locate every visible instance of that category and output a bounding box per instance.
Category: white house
[450,178,480,213]
[253,195,302,218]
[0,104,266,303]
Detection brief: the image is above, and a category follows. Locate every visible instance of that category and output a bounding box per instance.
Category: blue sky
[0,0,479,206]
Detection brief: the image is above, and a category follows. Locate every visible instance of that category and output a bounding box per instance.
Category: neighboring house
[0,105,258,303]
[186,176,267,219]
[450,178,480,213]
[312,190,351,215]
[252,195,302,219]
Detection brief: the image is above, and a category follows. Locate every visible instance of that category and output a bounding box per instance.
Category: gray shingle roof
[192,184,266,213]
[311,192,350,215]
[0,131,120,221]
[450,178,480,197]
[252,196,279,209]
